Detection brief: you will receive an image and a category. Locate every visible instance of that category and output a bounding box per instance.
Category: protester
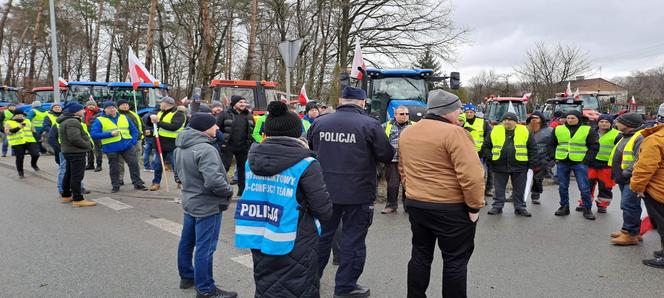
[380,105,412,214]
[526,111,553,204]
[57,103,96,207]
[549,110,599,220]
[216,95,254,196]
[631,103,664,268]
[485,112,538,216]
[84,100,103,171]
[174,113,236,298]
[462,103,494,197]
[398,89,484,298]
[609,113,646,245]
[302,101,320,132]
[44,103,63,164]
[118,99,144,179]
[141,109,157,172]
[307,86,393,298]
[1,102,17,157]
[549,111,565,128]
[27,100,48,153]
[90,101,148,193]
[235,101,333,297]
[580,114,620,213]
[149,97,186,191]
[3,110,40,178]
[210,101,223,117]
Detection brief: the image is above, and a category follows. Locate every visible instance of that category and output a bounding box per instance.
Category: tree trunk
[156,4,169,82]
[225,9,233,80]
[196,0,214,100]
[144,0,158,72]
[0,0,14,61]
[4,25,30,85]
[89,0,104,81]
[27,1,45,89]
[338,0,351,70]
[105,4,120,82]
[241,0,258,80]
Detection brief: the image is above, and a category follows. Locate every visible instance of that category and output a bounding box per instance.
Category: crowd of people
[2,88,664,298]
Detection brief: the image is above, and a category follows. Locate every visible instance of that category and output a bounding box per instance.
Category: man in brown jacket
[631,104,664,269]
[399,89,485,298]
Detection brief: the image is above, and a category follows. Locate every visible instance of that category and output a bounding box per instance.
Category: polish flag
[350,41,366,80]
[574,88,580,100]
[564,82,572,97]
[640,202,653,236]
[58,77,68,87]
[298,84,309,106]
[128,47,158,90]
[630,96,637,105]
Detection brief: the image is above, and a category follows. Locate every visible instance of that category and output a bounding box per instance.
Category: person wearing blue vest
[307,86,394,298]
[90,101,148,193]
[174,113,235,298]
[235,101,332,298]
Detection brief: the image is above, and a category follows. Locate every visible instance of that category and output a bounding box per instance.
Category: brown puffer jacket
[398,114,485,211]
[630,124,664,203]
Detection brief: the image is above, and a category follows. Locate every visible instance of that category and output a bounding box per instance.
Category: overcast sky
[444,0,664,84]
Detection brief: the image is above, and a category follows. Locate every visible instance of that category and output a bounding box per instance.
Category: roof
[209,80,278,88]
[31,86,68,92]
[487,97,528,102]
[67,81,109,87]
[366,68,433,78]
[107,82,169,89]
[559,78,626,93]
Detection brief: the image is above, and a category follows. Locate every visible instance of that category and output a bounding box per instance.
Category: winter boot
[582,208,596,220]
[554,205,570,216]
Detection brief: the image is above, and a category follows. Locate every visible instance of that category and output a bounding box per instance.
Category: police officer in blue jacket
[307,86,394,298]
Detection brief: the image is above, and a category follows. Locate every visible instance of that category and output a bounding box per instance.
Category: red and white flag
[630,96,637,105]
[128,47,158,90]
[298,84,309,106]
[574,88,580,100]
[350,41,366,80]
[58,77,68,87]
[640,201,654,236]
[564,82,572,97]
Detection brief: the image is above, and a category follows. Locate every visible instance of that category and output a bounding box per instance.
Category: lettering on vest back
[236,200,283,227]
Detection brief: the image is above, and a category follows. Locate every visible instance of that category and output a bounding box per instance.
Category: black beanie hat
[305,101,319,114]
[565,110,583,121]
[617,112,644,128]
[264,101,303,138]
[190,112,217,132]
[230,95,244,108]
[117,99,129,107]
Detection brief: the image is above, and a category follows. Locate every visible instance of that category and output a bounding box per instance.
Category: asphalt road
[1,164,663,298]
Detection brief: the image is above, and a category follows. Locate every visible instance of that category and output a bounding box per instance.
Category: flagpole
[153,122,169,192]
[133,91,138,113]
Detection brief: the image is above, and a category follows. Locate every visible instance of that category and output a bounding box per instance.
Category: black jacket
[548,123,599,165]
[147,107,186,153]
[217,108,254,152]
[306,104,394,205]
[248,137,332,297]
[485,126,538,173]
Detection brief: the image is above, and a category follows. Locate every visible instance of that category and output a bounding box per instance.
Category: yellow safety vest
[554,125,591,162]
[97,114,132,145]
[490,124,529,161]
[608,131,643,170]
[464,117,485,152]
[31,109,47,129]
[45,112,58,128]
[125,110,143,140]
[5,119,36,146]
[2,109,13,127]
[302,119,311,132]
[156,110,185,139]
[56,120,94,149]
[385,121,414,136]
[595,128,620,161]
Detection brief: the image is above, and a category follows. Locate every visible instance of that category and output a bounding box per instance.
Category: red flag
[58,77,68,87]
[350,41,366,80]
[630,96,637,105]
[128,47,158,90]
[574,88,580,100]
[298,84,309,106]
[564,82,572,97]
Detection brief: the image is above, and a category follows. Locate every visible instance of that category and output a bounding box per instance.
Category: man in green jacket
[57,103,96,207]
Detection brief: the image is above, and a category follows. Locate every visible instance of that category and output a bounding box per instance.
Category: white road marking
[231,253,253,269]
[93,197,133,211]
[145,218,182,237]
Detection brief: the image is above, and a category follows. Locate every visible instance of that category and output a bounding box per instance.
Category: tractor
[108,82,170,116]
[209,80,281,116]
[0,86,21,110]
[484,95,529,125]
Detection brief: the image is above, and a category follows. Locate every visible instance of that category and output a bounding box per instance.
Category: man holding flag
[149,97,186,191]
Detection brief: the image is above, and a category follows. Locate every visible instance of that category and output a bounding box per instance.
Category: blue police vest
[235,157,320,255]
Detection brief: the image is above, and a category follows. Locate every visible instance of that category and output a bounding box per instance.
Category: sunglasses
[397,113,409,116]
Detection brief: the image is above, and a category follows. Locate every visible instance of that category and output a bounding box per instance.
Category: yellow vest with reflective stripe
[156,110,184,139]
[5,119,36,146]
[464,117,485,152]
[46,112,57,128]
[31,109,47,129]
[554,125,590,162]
[2,109,13,127]
[608,130,642,169]
[596,128,620,161]
[125,110,143,140]
[385,121,414,136]
[302,119,311,132]
[490,124,529,161]
[97,114,132,145]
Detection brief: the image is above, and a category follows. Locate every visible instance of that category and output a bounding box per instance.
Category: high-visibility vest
[5,119,36,146]
[490,124,529,161]
[31,109,47,130]
[302,119,311,132]
[608,131,643,170]
[2,109,13,127]
[385,120,414,137]
[554,125,591,162]
[45,112,58,128]
[235,157,320,255]
[124,110,143,139]
[595,128,620,161]
[464,117,485,152]
[156,110,184,139]
[97,114,132,145]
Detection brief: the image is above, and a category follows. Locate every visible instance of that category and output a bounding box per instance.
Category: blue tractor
[347,68,460,123]
[17,81,110,114]
[108,82,170,116]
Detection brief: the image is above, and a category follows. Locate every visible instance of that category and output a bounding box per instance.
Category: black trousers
[407,205,476,298]
[644,193,664,249]
[493,171,528,210]
[385,162,406,209]
[107,148,144,188]
[221,149,248,195]
[62,153,87,201]
[12,143,39,173]
[87,140,103,167]
[531,169,546,198]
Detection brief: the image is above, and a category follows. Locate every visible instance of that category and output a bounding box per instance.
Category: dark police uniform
[307,102,394,296]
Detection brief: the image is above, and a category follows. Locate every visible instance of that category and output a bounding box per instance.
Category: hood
[56,113,79,124]
[248,137,314,176]
[641,123,664,138]
[175,127,214,149]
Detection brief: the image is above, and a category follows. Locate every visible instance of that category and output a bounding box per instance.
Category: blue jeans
[143,138,155,169]
[619,184,642,235]
[557,162,592,208]
[2,137,8,155]
[152,151,174,184]
[178,213,222,294]
[58,152,85,194]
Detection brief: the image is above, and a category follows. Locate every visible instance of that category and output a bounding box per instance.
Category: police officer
[463,103,494,197]
[307,86,394,298]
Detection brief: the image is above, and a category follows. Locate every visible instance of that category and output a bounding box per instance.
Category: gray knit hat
[31,100,42,108]
[426,90,461,116]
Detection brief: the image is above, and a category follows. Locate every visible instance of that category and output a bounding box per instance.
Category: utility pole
[48,0,60,103]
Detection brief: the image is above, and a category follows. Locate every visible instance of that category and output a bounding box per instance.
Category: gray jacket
[174,128,234,217]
